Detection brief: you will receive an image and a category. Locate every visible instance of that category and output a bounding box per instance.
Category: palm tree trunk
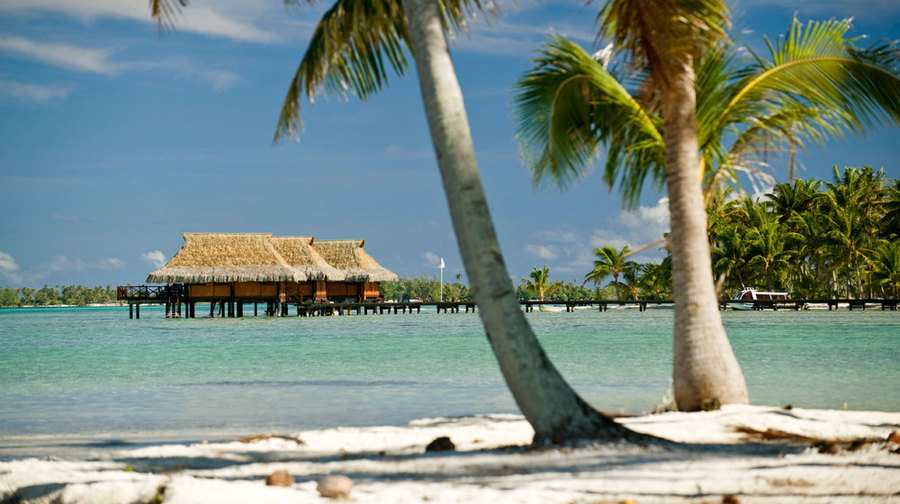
[403,0,642,444]
[662,60,749,411]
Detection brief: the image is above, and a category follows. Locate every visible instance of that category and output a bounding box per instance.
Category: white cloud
[48,255,126,272]
[524,244,558,261]
[0,35,116,74]
[0,35,239,92]
[140,250,167,269]
[122,58,239,92]
[534,229,578,243]
[421,252,442,268]
[521,199,672,279]
[0,80,73,103]
[97,258,127,270]
[0,251,20,274]
[0,0,276,43]
[0,251,43,285]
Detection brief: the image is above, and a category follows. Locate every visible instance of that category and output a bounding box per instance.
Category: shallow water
[0,306,897,454]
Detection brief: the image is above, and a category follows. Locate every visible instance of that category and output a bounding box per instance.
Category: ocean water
[0,306,897,455]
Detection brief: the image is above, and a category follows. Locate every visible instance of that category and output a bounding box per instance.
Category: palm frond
[514,36,664,207]
[149,0,189,31]
[275,0,411,141]
[718,18,900,145]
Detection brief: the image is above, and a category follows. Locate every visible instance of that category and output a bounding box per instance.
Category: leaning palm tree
[149,0,644,444]
[514,8,900,410]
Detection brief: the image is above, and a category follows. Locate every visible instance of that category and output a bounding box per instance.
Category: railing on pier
[115,284,899,319]
[117,285,181,302]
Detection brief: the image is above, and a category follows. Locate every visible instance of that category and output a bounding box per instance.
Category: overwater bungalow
[313,239,398,301]
[140,233,397,317]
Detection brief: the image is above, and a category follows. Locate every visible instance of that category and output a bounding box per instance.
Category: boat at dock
[731,287,790,310]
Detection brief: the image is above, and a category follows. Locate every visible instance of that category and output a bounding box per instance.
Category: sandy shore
[2,405,898,503]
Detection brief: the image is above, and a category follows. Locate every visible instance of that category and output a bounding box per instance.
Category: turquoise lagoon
[0,306,897,455]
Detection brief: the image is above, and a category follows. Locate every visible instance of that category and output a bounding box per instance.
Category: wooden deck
[116,286,898,318]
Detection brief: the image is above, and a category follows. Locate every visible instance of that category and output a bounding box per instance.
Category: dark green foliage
[711,167,898,299]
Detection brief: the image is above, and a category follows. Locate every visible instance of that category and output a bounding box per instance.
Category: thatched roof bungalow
[313,239,399,283]
[137,233,397,317]
[147,233,302,284]
[147,233,396,289]
[271,236,345,281]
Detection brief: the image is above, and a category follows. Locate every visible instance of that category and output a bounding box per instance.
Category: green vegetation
[0,285,119,307]
[380,276,472,302]
[710,167,899,299]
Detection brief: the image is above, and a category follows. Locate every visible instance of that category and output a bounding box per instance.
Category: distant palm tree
[584,245,635,300]
[883,180,900,240]
[149,0,641,444]
[712,224,749,292]
[745,206,792,291]
[768,180,823,226]
[638,258,672,299]
[514,8,900,410]
[871,242,900,298]
[522,265,560,301]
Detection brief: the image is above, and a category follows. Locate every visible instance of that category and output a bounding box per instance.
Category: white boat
[538,304,566,313]
[731,288,789,310]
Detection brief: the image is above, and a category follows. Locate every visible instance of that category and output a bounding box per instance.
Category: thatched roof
[147,233,300,283]
[147,233,396,284]
[271,236,345,281]
[313,239,399,282]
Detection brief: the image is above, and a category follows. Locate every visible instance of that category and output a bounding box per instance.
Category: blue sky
[0,0,898,289]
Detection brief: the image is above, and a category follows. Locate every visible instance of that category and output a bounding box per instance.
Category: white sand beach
[2,405,898,503]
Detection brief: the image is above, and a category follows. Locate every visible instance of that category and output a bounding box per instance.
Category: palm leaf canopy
[514,36,665,204]
[275,0,498,140]
[515,17,900,207]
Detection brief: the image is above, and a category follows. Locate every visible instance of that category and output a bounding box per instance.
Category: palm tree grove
[524,167,899,302]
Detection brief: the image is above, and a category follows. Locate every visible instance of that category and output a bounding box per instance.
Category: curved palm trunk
[663,61,749,411]
[404,0,642,444]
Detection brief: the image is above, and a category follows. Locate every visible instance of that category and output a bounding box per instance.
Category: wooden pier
[117,286,898,318]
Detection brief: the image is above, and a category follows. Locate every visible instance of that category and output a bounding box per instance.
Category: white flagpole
[439,257,445,301]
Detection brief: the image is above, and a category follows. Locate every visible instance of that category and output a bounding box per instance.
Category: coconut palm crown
[515,17,900,206]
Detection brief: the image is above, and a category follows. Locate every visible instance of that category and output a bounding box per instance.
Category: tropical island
[2,0,900,502]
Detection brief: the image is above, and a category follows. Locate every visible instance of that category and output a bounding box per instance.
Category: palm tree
[744,205,793,291]
[883,179,900,240]
[584,245,635,300]
[638,258,673,299]
[768,179,823,226]
[514,9,900,410]
[517,0,748,411]
[712,223,749,293]
[871,241,900,298]
[149,0,643,444]
[522,265,559,301]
